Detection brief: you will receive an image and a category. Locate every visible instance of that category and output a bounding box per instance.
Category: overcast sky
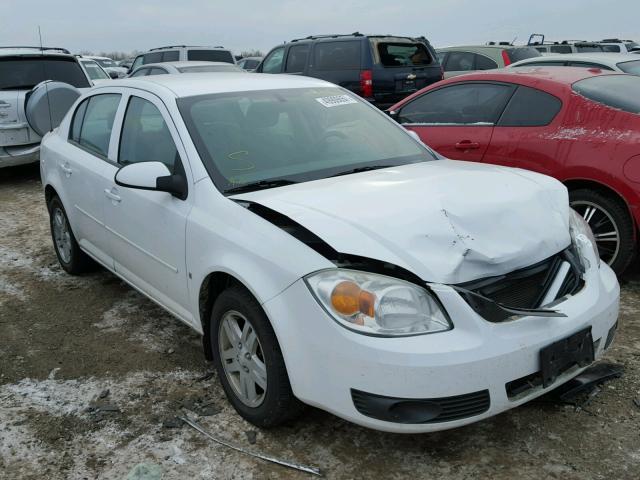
[1,0,638,55]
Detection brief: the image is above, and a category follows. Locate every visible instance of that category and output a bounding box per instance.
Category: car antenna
[511,36,518,45]
[38,25,54,133]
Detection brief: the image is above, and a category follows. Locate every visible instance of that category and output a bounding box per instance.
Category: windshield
[178,64,243,73]
[178,87,435,194]
[617,59,640,74]
[81,60,110,80]
[95,58,117,68]
[0,57,90,89]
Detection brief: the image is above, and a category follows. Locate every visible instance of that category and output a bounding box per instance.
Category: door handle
[59,163,73,176]
[104,188,122,203]
[455,140,480,150]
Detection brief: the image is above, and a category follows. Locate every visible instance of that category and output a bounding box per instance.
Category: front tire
[48,196,95,275]
[210,286,304,428]
[569,188,635,275]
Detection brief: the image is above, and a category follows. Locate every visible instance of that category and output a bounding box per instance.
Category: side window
[285,44,309,73]
[475,54,498,70]
[568,62,613,70]
[147,68,168,75]
[550,45,572,54]
[498,86,562,127]
[535,47,547,53]
[601,45,621,53]
[436,52,447,64]
[143,52,162,65]
[444,51,476,71]
[69,98,89,143]
[162,50,179,62]
[119,96,179,170]
[72,94,121,157]
[314,41,361,70]
[131,56,143,71]
[398,83,514,125]
[261,47,284,73]
[130,68,149,77]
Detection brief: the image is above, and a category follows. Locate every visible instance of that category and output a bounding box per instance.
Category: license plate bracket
[540,327,594,388]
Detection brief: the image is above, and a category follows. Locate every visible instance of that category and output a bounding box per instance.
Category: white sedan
[39,73,619,433]
[509,52,640,74]
[128,61,244,77]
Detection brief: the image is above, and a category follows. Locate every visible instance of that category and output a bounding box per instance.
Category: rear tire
[210,285,304,428]
[569,188,635,275]
[48,196,95,275]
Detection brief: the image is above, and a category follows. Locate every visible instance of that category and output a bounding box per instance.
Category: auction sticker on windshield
[316,95,358,108]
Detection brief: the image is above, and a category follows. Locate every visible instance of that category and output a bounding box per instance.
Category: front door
[103,92,194,324]
[396,82,515,162]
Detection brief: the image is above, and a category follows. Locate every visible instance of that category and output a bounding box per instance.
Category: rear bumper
[0,143,40,168]
[263,248,619,433]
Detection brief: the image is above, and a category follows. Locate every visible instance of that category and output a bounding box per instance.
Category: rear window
[376,42,432,67]
[573,75,640,115]
[187,50,235,64]
[550,45,572,54]
[81,61,110,80]
[0,57,90,89]
[617,60,640,75]
[504,47,541,63]
[314,41,361,70]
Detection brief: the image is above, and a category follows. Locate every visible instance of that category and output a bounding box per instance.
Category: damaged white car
[39,73,619,433]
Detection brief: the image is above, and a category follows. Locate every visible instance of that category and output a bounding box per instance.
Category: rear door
[441,51,477,78]
[370,39,442,107]
[283,44,310,75]
[395,82,515,161]
[483,84,564,176]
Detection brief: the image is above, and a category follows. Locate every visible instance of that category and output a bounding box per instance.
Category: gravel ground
[1,163,639,480]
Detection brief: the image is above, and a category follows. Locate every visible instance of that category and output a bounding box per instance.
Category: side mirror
[115,162,187,200]
[108,71,119,79]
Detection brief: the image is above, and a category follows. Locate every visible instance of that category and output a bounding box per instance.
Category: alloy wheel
[571,200,620,266]
[52,207,72,264]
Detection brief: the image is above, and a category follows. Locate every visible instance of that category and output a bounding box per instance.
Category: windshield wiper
[330,165,394,177]
[225,179,298,195]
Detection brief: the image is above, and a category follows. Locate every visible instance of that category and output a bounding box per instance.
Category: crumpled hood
[233,160,571,284]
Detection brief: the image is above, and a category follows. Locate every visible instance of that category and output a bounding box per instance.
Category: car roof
[111,72,335,97]
[511,52,637,66]
[437,45,529,51]
[0,47,73,57]
[142,61,236,69]
[148,45,229,51]
[86,55,111,60]
[439,66,626,86]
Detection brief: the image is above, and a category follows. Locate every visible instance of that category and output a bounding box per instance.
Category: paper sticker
[315,95,358,108]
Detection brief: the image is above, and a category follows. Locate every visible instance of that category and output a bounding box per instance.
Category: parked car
[596,39,639,53]
[129,61,244,77]
[436,44,540,78]
[527,35,606,54]
[388,68,640,274]
[77,57,113,85]
[237,56,263,71]
[256,33,442,108]
[509,53,640,74]
[0,46,92,168]
[129,45,236,73]
[85,56,128,78]
[39,72,618,433]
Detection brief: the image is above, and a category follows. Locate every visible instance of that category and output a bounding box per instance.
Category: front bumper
[0,143,40,168]
[263,249,619,433]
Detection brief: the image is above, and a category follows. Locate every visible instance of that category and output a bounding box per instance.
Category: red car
[389,68,640,274]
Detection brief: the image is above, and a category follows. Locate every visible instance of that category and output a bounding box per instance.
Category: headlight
[305,269,452,337]
[569,208,600,268]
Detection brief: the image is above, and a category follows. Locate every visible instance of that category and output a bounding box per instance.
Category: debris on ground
[180,414,323,476]
[162,416,184,429]
[180,396,220,417]
[245,430,257,445]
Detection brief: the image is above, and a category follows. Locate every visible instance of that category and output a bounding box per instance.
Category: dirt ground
[1,163,639,480]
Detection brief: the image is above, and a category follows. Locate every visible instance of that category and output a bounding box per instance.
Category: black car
[256,33,443,108]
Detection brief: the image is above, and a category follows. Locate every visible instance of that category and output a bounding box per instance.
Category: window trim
[67,93,122,162]
[397,81,517,127]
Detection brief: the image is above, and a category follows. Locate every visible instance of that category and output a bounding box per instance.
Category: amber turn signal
[331,281,376,318]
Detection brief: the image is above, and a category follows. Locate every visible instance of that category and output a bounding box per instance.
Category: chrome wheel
[218,310,267,407]
[571,200,620,266]
[52,207,72,264]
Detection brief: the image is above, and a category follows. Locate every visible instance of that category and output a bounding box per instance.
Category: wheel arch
[44,184,59,207]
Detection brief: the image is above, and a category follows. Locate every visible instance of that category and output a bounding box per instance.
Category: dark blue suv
[256,33,443,109]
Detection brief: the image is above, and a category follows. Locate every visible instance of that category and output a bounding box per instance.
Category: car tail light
[360,70,373,98]
[501,50,511,66]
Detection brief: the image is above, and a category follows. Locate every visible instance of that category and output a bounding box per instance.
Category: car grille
[457,247,584,322]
